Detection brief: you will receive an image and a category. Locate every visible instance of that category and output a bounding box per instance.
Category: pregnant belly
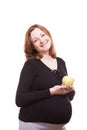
[37,96,72,123]
[20,95,72,124]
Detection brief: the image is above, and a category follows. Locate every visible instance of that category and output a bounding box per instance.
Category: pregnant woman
[15,24,75,130]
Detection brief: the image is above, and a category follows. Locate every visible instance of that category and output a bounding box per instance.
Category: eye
[41,33,45,37]
[33,39,38,43]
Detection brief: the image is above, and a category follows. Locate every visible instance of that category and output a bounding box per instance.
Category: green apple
[62,76,74,87]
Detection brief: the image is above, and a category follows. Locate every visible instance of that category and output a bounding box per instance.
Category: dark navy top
[15,57,75,124]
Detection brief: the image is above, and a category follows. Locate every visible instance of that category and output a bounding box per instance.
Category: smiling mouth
[40,40,48,47]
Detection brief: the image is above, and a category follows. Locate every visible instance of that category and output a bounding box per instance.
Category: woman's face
[30,28,51,54]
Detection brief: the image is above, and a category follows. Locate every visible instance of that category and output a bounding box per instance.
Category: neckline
[39,57,58,72]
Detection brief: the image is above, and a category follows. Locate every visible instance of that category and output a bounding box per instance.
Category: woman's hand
[49,85,74,95]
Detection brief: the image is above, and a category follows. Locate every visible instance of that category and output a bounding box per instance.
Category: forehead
[31,28,44,39]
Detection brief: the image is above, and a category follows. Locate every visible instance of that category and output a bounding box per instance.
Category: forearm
[49,85,75,96]
[16,89,51,107]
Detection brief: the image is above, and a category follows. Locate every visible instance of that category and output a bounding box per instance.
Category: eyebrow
[32,31,45,41]
[32,38,38,41]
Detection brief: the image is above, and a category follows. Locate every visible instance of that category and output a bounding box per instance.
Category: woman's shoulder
[56,57,65,63]
[24,59,40,67]
[21,59,40,73]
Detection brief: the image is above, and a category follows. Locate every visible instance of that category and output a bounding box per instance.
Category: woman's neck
[40,54,57,70]
[41,54,53,61]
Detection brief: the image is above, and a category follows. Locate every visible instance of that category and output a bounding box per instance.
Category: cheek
[47,43,51,49]
[48,39,52,47]
[32,42,39,48]
[33,43,40,51]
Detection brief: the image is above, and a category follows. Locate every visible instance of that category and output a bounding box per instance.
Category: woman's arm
[66,89,75,101]
[15,61,51,107]
[49,85,74,96]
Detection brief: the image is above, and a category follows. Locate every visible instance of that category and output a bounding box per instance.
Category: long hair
[24,24,56,60]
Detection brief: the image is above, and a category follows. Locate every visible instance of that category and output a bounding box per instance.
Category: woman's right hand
[49,85,74,95]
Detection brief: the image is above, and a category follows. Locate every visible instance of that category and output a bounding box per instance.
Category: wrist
[49,88,54,95]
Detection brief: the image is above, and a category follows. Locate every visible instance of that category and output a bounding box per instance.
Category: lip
[40,40,48,47]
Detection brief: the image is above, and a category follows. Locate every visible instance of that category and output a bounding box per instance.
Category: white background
[0,0,87,129]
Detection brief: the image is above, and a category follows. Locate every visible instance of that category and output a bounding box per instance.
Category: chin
[44,44,51,50]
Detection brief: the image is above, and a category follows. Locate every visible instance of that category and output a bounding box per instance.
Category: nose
[39,37,44,43]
